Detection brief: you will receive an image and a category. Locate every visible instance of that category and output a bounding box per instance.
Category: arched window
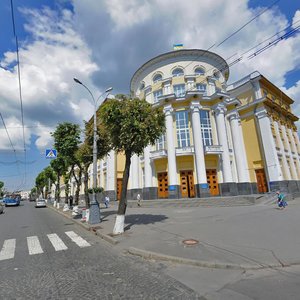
[172,68,184,77]
[194,67,205,76]
[153,74,163,83]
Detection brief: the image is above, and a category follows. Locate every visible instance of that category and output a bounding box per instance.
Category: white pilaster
[106,150,116,191]
[129,154,140,189]
[288,128,300,178]
[256,110,282,181]
[214,104,233,182]
[273,121,290,180]
[164,104,177,186]
[251,80,262,100]
[228,112,250,182]
[144,145,152,187]
[281,124,298,180]
[190,101,207,184]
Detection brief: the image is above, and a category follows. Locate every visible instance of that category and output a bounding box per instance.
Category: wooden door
[158,172,168,198]
[180,171,195,198]
[206,169,219,196]
[117,178,122,201]
[255,169,268,193]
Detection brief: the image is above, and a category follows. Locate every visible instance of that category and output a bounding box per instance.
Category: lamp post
[74,78,112,224]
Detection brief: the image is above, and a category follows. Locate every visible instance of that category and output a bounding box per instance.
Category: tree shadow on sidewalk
[124,214,168,231]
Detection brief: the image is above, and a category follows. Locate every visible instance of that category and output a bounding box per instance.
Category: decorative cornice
[227,111,240,122]
[213,103,227,115]
[190,101,202,112]
[163,104,174,116]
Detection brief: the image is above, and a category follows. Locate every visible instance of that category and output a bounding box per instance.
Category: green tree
[43,166,57,197]
[0,181,4,197]
[35,170,47,198]
[50,157,67,203]
[100,96,165,234]
[51,122,81,203]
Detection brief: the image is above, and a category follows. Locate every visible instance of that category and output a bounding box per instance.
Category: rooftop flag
[173,43,184,50]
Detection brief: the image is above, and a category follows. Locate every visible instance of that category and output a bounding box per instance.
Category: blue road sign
[45,149,57,159]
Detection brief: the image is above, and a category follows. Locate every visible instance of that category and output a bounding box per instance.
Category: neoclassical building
[62,49,300,200]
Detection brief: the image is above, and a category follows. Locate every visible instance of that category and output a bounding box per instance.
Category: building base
[236,182,253,195]
[219,182,238,197]
[168,185,180,199]
[195,184,211,198]
[105,190,116,201]
[269,180,300,194]
[142,187,158,200]
[127,188,143,200]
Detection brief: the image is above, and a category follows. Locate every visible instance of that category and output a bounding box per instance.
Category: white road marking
[27,236,44,255]
[65,231,91,248]
[0,239,16,261]
[47,233,68,251]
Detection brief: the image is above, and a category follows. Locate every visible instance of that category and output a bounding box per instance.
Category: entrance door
[158,172,168,198]
[255,169,268,193]
[206,169,219,196]
[117,178,123,201]
[180,170,195,198]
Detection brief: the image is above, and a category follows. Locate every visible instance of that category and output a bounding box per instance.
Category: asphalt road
[0,201,198,299]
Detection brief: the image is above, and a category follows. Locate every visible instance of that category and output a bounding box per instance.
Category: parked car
[3,196,20,207]
[35,199,46,208]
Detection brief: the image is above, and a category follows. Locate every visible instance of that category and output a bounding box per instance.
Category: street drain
[182,239,199,246]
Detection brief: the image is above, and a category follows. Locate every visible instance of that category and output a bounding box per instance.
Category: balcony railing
[175,146,194,155]
[150,149,167,159]
[204,145,223,154]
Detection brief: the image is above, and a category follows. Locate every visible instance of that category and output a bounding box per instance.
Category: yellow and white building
[65,49,300,200]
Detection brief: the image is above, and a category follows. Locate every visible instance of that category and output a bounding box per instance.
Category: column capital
[163,104,174,116]
[190,101,202,112]
[213,103,227,116]
[255,109,269,120]
[227,111,240,122]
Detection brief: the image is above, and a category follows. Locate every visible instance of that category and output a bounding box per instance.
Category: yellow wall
[237,90,254,106]
[241,116,263,182]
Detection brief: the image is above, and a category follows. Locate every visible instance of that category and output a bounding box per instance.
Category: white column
[164,104,177,186]
[207,78,215,95]
[293,131,300,155]
[214,104,233,182]
[273,121,290,180]
[228,112,250,182]
[106,150,116,191]
[281,124,298,180]
[144,145,152,187]
[288,128,300,178]
[129,154,139,189]
[256,110,282,181]
[190,101,207,184]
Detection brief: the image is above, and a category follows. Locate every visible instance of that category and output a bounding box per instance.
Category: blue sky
[0,0,299,191]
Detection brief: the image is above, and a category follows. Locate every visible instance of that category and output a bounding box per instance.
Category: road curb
[127,247,281,270]
[46,204,118,245]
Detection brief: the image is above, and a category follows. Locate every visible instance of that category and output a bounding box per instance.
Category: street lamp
[74,78,113,224]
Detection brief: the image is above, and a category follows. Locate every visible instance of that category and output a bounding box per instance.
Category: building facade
[62,49,300,201]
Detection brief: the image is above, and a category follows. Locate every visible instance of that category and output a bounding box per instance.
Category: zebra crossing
[0,231,91,261]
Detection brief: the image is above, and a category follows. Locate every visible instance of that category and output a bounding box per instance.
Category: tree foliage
[0,181,4,197]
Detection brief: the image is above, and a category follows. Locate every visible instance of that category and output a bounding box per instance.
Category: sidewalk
[48,197,300,270]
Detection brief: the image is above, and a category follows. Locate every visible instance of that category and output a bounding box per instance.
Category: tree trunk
[113,151,131,235]
[83,165,90,208]
[57,173,61,203]
[75,168,82,206]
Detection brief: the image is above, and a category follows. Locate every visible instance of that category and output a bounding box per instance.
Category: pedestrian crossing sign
[45,149,57,159]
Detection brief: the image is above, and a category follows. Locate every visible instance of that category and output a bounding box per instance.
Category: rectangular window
[156,134,166,150]
[176,111,190,148]
[200,110,213,146]
[173,84,185,97]
[196,83,207,92]
[153,89,163,103]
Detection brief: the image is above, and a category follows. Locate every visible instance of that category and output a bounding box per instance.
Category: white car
[35,199,46,208]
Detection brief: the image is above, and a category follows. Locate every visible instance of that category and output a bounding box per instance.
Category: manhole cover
[182,239,199,246]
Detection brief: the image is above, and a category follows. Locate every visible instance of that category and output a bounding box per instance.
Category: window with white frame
[196,83,207,92]
[176,111,190,148]
[172,68,184,77]
[153,74,163,83]
[153,89,163,103]
[195,67,205,76]
[200,110,213,146]
[156,134,166,150]
[173,84,185,97]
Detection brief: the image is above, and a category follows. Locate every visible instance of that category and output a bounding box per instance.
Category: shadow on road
[124,214,168,231]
